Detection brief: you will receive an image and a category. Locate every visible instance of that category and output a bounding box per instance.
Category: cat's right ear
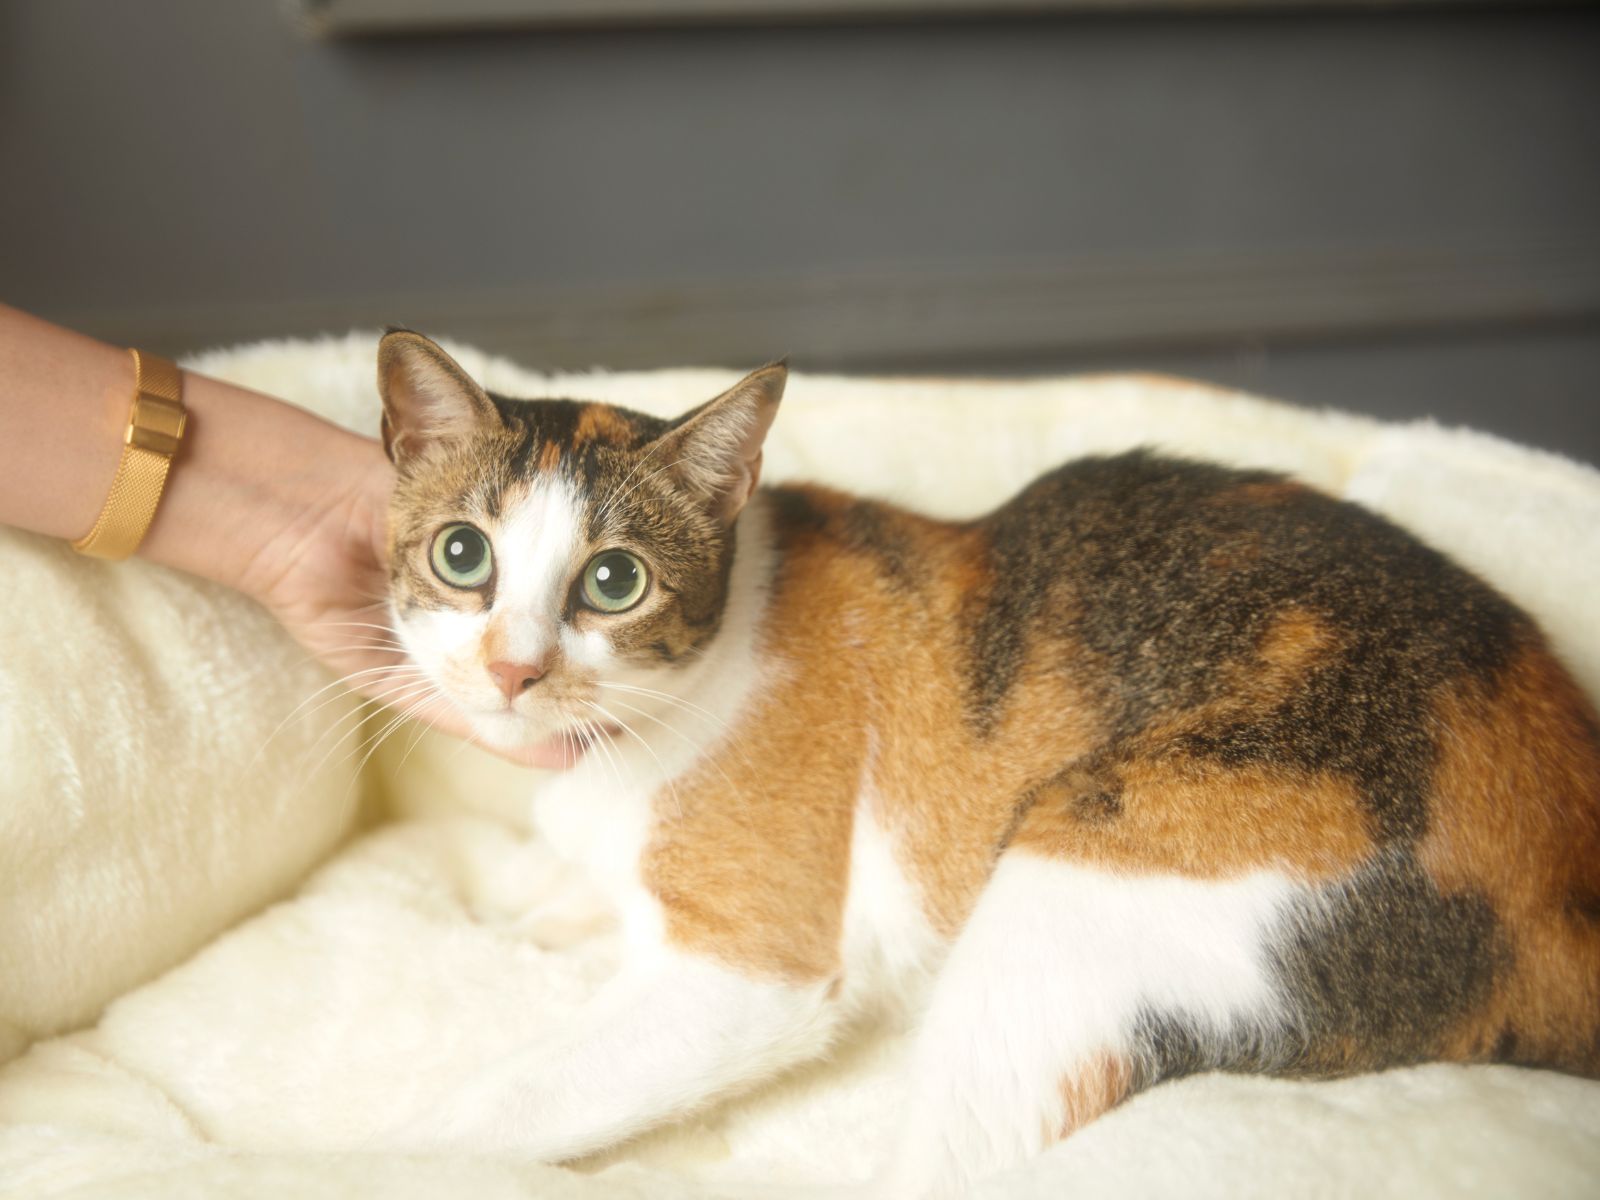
[650,361,787,523]
[377,329,500,463]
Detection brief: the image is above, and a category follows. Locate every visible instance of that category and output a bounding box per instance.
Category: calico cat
[377,329,1600,1196]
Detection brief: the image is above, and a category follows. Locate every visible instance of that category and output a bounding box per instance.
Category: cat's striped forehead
[476,396,671,508]
[391,397,670,530]
[492,394,666,456]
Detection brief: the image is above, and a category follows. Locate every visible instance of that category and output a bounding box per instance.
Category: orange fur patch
[1420,642,1600,1073]
[854,503,1108,934]
[1011,607,1370,882]
[641,523,867,981]
[643,500,1103,973]
[1056,1054,1134,1140]
[1256,607,1337,675]
[1011,753,1372,881]
[574,403,635,448]
[870,597,1106,936]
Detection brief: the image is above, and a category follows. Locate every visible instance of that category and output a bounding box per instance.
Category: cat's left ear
[377,329,501,463]
[654,361,786,523]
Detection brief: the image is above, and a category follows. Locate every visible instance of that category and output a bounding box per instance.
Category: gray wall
[3,1,1597,460]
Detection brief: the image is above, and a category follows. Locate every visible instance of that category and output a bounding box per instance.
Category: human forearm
[0,305,132,541]
[0,303,388,600]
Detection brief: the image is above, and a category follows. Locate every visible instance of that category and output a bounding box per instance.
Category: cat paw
[451,835,616,948]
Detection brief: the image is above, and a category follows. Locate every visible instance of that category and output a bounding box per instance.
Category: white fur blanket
[2,337,1598,1198]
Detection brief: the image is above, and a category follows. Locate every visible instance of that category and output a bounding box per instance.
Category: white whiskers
[582,698,685,822]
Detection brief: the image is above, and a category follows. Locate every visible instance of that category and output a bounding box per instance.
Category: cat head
[377,329,784,763]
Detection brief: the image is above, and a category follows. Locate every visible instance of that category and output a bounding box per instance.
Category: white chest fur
[529,500,779,939]
[837,781,948,1020]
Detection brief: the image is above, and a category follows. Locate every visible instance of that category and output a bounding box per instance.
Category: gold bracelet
[71,349,188,560]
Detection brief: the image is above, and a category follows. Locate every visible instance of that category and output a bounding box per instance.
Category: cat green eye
[581,550,649,613]
[430,523,493,589]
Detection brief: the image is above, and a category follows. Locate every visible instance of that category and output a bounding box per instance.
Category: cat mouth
[524,720,623,770]
[467,711,623,769]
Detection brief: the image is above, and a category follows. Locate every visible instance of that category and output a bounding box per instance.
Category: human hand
[234,433,562,769]
[0,302,552,770]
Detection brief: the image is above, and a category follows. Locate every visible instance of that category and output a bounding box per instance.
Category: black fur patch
[1494,1025,1521,1061]
[1129,1009,1290,1088]
[1569,891,1600,925]
[838,503,924,591]
[1271,851,1504,1073]
[767,487,830,543]
[964,451,1527,841]
[1130,853,1504,1083]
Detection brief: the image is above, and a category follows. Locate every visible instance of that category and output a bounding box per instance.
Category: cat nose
[487,660,546,704]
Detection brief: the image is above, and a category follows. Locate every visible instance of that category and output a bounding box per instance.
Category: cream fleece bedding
[2,336,1598,1198]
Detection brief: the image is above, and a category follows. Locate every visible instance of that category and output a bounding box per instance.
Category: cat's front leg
[393,946,841,1160]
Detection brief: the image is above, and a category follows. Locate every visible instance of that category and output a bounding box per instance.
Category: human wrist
[0,306,139,541]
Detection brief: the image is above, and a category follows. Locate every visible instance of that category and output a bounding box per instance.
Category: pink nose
[487,660,546,704]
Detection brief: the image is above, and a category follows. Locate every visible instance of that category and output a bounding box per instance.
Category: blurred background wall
[3,0,1596,461]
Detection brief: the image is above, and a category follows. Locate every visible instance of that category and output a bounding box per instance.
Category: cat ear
[654,362,786,522]
[377,329,500,463]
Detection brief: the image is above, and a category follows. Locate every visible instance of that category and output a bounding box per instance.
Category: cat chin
[469,711,607,771]
[466,709,537,742]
